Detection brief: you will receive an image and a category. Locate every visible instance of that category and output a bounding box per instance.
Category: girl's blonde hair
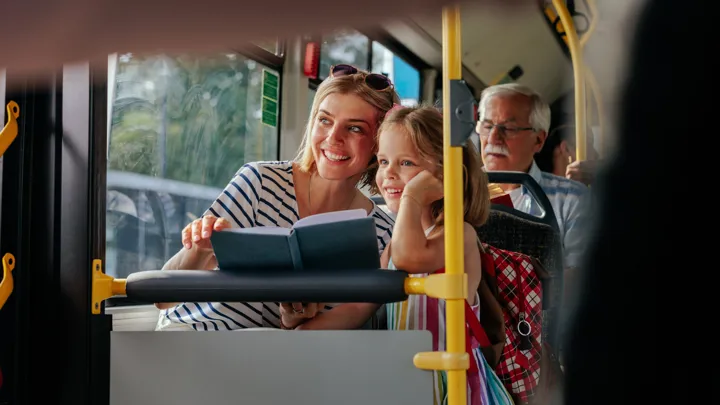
[372,104,491,227]
[294,70,400,188]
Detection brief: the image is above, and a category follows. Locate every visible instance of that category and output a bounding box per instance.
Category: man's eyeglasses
[330,64,394,92]
[477,122,536,139]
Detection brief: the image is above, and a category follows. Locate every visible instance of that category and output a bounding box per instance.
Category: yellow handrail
[0,254,16,311]
[0,102,22,311]
[442,5,467,405]
[546,0,605,159]
[552,0,587,161]
[0,101,20,157]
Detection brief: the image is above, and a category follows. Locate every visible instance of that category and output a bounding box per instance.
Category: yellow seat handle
[0,101,21,157]
[0,253,16,311]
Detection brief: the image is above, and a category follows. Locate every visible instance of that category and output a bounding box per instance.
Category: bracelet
[401,194,422,207]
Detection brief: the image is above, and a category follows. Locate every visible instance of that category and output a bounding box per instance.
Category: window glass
[319,30,369,79]
[371,42,421,106]
[308,88,316,116]
[106,53,280,280]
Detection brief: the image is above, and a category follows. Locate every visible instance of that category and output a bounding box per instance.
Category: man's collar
[527,160,544,185]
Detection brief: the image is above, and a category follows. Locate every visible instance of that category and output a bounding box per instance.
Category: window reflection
[319,30,369,79]
[308,88,316,115]
[371,42,421,107]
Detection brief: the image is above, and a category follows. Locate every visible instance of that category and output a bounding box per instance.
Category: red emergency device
[304,41,320,79]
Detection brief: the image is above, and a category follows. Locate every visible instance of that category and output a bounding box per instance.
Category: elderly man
[476,83,590,272]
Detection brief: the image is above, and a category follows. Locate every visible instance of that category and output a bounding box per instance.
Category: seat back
[479,171,564,348]
[111,330,433,405]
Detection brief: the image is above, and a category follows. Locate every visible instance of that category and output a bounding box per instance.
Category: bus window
[371,42,421,107]
[106,53,281,283]
[319,29,370,79]
[308,88,316,115]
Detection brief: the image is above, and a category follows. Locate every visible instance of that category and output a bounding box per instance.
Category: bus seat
[478,212,564,348]
[479,171,564,349]
[371,211,563,337]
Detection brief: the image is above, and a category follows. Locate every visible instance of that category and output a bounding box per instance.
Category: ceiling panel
[386,1,573,102]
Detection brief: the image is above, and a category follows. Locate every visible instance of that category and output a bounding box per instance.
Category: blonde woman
[156,65,399,331]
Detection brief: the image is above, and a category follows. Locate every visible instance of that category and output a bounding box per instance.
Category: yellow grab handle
[0,101,20,157]
[0,253,16,311]
[551,0,587,161]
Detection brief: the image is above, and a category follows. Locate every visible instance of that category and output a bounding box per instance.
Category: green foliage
[108,53,274,188]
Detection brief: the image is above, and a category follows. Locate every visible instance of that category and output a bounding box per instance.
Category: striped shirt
[508,160,590,269]
[158,160,395,331]
[385,225,492,404]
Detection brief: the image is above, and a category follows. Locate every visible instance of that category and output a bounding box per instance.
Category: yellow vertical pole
[442,5,466,405]
[552,0,587,161]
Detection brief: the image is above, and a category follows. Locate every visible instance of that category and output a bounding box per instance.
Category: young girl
[371,104,513,405]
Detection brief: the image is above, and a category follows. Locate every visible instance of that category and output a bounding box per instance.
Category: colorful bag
[465,301,516,405]
[435,267,515,405]
[477,243,549,404]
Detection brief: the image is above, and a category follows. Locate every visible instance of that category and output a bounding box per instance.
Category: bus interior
[0,0,682,404]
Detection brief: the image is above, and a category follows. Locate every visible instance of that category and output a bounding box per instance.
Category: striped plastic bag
[473,346,515,405]
[466,300,515,405]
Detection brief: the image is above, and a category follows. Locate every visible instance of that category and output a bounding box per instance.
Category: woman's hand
[402,170,444,206]
[565,160,598,186]
[279,302,323,329]
[182,215,232,250]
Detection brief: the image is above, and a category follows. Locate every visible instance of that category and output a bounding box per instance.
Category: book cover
[488,183,514,208]
[210,209,380,272]
[491,193,513,208]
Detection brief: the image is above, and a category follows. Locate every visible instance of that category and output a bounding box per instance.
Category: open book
[210,209,380,272]
[488,183,513,208]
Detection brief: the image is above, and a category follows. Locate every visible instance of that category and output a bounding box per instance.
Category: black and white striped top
[160,160,395,330]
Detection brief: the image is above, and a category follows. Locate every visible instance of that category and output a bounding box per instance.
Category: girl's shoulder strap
[475,234,488,254]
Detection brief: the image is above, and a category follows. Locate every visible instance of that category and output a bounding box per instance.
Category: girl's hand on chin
[403,170,443,206]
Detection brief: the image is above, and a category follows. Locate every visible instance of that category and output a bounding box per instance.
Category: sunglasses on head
[330,64,393,91]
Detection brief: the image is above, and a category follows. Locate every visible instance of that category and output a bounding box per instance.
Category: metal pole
[442,5,467,405]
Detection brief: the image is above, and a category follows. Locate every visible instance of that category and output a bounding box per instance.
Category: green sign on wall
[261,69,279,127]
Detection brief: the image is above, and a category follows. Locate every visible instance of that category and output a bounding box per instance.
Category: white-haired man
[476,83,590,272]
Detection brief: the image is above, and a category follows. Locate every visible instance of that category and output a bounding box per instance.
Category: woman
[535,123,599,186]
[155,64,399,331]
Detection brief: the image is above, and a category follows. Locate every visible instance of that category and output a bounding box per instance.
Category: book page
[223,226,290,236]
[293,208,367,229]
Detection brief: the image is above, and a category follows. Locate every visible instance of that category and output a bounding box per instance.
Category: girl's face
[375,124,438,214]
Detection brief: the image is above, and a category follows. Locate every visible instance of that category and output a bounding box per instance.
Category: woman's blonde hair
[372,104,491,227]
[294,70,400,188]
